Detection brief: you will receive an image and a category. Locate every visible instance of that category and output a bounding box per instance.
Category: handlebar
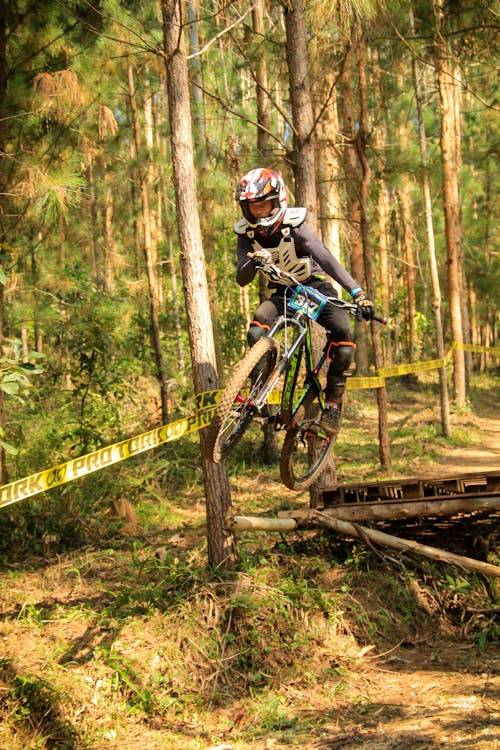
[250,256,387,325]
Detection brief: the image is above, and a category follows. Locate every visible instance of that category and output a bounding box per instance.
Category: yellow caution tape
[1,340,498,510]
[452,342,500,355]
[0,407,215,510]
[347,376,386,390]
[376,357,446,378]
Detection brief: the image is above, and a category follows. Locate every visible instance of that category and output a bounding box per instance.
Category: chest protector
[235,207,311,285]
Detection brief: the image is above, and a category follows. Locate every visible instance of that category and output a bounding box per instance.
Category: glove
[250,249,272,266]
[353,290,375,321]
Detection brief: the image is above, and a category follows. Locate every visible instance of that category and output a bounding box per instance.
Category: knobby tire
[205,337,280,463]
[279,391,339,491]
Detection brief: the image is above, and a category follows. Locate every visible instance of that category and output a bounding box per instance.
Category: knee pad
[247,321,270,347]
[326,341,356,376]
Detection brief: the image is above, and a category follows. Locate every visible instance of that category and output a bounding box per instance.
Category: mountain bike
[204,261,385,490]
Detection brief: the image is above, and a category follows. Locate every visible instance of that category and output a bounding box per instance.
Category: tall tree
[434,0,466,406]
[339,40,369,373]
[410,3,451,437]
[0,0,7,481]
[128,63,170,423]
[284,0,317,223]
[355,26,391,471]
[161,0,237,570]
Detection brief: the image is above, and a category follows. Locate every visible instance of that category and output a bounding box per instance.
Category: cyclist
[234,166,375,436]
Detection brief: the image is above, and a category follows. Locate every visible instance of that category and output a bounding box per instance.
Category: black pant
[247,279,355,402]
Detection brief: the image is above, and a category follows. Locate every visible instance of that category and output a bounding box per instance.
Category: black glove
[250,249,273,266]
[353,290,375,321]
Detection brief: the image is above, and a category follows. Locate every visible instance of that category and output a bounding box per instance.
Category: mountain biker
[234,166,375,436]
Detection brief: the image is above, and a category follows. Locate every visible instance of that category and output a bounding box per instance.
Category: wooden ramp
[308,469,500,522]
[233,470,500,578]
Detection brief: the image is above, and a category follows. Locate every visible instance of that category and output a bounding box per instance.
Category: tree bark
[283,0,317,224]
[128,63,170,423]
[162,0,237,570]
[434,1,466,407]
[411,3,451,437]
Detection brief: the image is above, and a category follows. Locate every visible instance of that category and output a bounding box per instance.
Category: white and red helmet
[236,167,287,235]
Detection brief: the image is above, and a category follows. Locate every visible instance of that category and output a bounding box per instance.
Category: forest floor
[219,377,500,750]
[0,376,499,749]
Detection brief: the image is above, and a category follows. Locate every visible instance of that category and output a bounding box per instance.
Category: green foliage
[30,170,88,224]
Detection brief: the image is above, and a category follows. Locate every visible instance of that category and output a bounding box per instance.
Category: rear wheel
[204,337,280,463]
[279,392,339,491]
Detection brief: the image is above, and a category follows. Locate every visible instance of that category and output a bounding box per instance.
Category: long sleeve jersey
[235,211,360,295]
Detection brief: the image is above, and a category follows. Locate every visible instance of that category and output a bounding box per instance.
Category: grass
[0,374,498,748]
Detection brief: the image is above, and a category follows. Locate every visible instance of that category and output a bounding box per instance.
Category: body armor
[235,208,311,284]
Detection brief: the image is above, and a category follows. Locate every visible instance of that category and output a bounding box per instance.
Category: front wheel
[279,393,338,491]
[204,337,280,463]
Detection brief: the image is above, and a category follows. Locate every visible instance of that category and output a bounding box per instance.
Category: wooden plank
[320,470,500,506]
[278,497,500,522]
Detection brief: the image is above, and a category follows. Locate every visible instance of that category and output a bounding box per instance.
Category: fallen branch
[232,516,297,532]
[279,497,500,523]
[231,513,500,579]
[311,510,500,579]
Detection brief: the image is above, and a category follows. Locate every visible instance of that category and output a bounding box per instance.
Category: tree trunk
[103,182,115,294]
[395,66,417,366]
[253,0,278,462]
[355,28,391,472]
[158,81,187,384]
[397,184,417,364]
[128,63,170,423]
[371,46,392,362]
[434,1,466,407]
[0,1,7,483]
[283,0,337,497]
[144,79,162,307]
[187,0,207,167]
[253,0,271,162]
[87,151,102,289]
[317,73,342,296]
[339,40,369,374]
[284,0,317,224]
[411,4,451,437]
[162,0,237,571]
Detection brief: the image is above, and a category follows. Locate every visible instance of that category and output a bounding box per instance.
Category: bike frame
[250,306,327,427]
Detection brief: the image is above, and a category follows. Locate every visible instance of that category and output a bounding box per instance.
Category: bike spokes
[204,337,280,463]
[279,404,335,491]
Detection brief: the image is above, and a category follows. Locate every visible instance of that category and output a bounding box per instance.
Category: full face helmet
[236,167,287,236]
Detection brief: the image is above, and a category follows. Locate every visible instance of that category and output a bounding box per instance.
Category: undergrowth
[0,375,498,748]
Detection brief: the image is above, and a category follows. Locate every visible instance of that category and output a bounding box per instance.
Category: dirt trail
[433,415,500,475]
[0,409,498,749]
[311,414,499,750]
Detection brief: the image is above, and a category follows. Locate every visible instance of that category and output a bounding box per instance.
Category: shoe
[319,402,342,436]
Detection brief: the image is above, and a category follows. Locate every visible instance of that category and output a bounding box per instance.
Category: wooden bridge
[232,469,500,578]
[313,469,500,521]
